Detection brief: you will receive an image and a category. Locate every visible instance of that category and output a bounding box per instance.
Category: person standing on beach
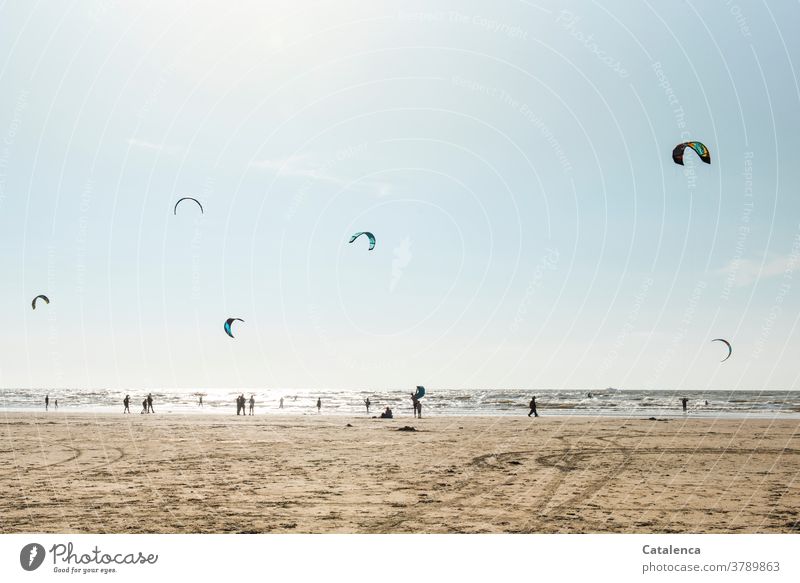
[528,396,538,417]
[681,397,689,413]
[236,395,242,415]
[45,395,49,411]
[411,394,419,418]
[141,397,148,414]
[199,395,203,407]
[123,395,130,414]
[279,397,284,409]
[249,395,255,415]
[316,398,322,414]
[364,397,371,414]
[147,393,155,414]
[54,399,58,410]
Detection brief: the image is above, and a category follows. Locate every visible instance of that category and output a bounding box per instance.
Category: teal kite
[672,142,711,165]
[349,232,375,250]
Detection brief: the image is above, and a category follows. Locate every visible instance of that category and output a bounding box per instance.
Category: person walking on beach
[528,396,539,417]
[123,395,130,414]
[316,398,322,414]
[147,393,155,414]
[279,397,284,409]
[681,397,689,413]
[249,395,255,416]
[45,395,49,411]
[364,397,371,414]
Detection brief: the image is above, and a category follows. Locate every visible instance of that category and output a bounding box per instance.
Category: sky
[0,0,799,391]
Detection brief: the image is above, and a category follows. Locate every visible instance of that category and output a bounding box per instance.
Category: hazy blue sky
[1,0,799,391]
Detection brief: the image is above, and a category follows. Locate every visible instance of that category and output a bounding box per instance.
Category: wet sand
[1,412,798,533]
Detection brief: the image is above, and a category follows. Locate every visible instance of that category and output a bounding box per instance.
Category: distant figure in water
[364,397,371,414]
[45,395,49,411]
[279,397,284,409]
[141,398,148,414]
[249,395,255,416]
[316,398,322,414]
[681,397,689,412]
[199,395,203,407]
[123,395,130,414]
[704,400,709,406]
[379,407,393,419]
[587,392,593,399]
[528,396,539,417]
[147,393,155,414]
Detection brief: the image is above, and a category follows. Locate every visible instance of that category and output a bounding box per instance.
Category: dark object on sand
[345,423,353,427]
[397,426,417,432]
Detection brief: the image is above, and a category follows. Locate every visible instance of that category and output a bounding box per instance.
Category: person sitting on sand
[249,395,255,416]
[123,395,130,414]
[528,396,538,417]
[379,407,393,419]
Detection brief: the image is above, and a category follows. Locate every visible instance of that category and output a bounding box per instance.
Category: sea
[2,387,800,418]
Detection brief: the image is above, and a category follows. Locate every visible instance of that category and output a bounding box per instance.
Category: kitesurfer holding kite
[123,395,130,414]
[528,396,539,417]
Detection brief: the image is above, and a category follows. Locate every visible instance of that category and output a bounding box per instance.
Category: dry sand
[1,412,798,533]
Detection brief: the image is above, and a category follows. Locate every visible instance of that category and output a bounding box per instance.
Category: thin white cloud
[249,153,392,196]
[127,138,166,152]
[715,254,799,287]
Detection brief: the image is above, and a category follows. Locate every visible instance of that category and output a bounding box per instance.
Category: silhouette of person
[380,407,393,419]
[45,395,49,411]
[141,398,148,414]
[123,395,130,414]
[316,398,321,413]
[417,399,422,419]
[147,393,154,414]
[681,397,689,412]
[54,399,58,410]
[528,396,538,417]
[279,397,284,409]
[364,397,371,414]
[411,394,419,418]
[236,395,242,415]
[249,395,255,416]
[199,395,203,407]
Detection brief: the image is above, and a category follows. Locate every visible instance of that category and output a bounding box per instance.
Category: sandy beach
[1,413,798,533]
